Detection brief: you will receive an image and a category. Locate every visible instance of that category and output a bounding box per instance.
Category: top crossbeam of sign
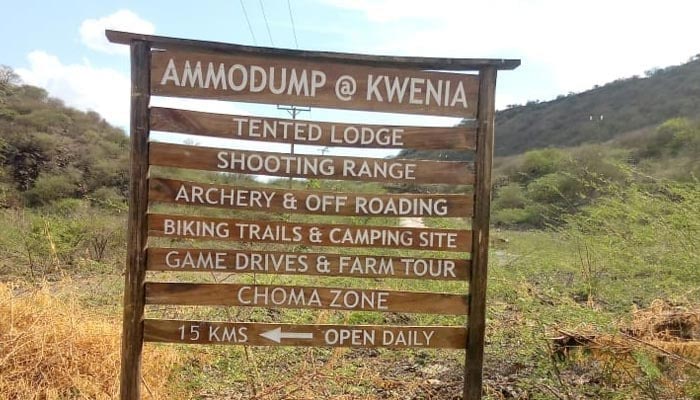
[105,30,520,71]
[108,31,517,117]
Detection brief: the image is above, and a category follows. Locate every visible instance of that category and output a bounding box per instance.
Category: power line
[287,0,299,48]
[258,0,275,46]
[239,0,257,45]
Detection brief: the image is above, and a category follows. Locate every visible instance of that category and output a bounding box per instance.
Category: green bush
[518,148,568,181]
[493,183,528,209]
[0,107,18,121]
[23,170,81,206]
[0,204,127,278]
[492,206,542,227]
[89,187,126,211]
[526,172,583,206]
[561,181,699,309]
[16,109,72,131]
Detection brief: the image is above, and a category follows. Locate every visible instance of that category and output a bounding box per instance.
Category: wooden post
[120,39,151,400]
[464,66,497,400]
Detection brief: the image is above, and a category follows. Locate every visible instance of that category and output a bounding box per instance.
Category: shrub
[493,182,529,209]
[526,172,582,206]
[492,206,542,227]
[23,170,81,206]
[89,187,127,211]
[518,148,568,181]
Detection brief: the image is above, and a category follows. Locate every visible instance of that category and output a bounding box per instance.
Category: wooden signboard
[145,320,467,349]
[150,107,477,149]
[150,49,481,117]
[149,177,475,217]
[146,247,470,281]
[145,282,469,314]
[149,142,475,184]
[147,213,472,251]
[107,29,519,400]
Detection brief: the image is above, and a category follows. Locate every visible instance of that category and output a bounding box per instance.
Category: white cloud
[16,50,130,128]
[323,0,700,104]
[14,51,256,131]
[79,9,155,55]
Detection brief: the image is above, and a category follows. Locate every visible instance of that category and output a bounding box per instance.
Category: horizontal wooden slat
[147,247,470,281]
[151,49,479,117]
[150,107,476,150]
[144,319,467,349]
[149,142,474,185]
[145,283,468,315]
[107,30,521,71]
[148,177,474,217]
[147,213,472,252]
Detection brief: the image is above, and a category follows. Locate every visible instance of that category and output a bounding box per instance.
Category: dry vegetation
[0,282,182,399]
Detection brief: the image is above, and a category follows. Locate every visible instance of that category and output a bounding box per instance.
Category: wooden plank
[106,30,521,71]
[149,142,474,185]
[464,68,498,400]
[150,107,476,150]
[148,177,474,217]
[147,213,472,252]
[151,49,480,117]
[144,319,468,349]
[145,282,469,315]
[120,40,150,400]
[147,247,470,281]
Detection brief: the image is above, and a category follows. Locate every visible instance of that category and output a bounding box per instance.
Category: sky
[2,0,699,157]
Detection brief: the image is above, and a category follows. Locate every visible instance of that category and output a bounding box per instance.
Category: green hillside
[0,66,128,208]
[496,56,700,155]
[400,55,700,160]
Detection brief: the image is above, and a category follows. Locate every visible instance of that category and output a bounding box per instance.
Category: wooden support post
[120,39,151,400]
[464,66,497,400]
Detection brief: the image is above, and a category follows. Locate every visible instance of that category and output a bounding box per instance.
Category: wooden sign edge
[147,176,475,218]
[143,319,468,349]
[150,48,480,118]
[146,212,473,252]
[146,246,471,281]
[148,141,475,185]
[144,282,470,315]
[150,106,477,150]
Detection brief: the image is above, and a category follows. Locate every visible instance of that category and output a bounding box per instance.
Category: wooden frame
[108,30,518,400]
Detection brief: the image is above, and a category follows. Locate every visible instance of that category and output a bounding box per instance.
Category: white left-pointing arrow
[260,327,314,343]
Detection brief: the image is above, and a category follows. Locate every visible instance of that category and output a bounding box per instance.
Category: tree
[0,65,20,102]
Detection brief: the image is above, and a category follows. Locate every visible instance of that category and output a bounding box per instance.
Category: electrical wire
[287,0,299,48]
[239,0,257,44]
[258,0,275,46]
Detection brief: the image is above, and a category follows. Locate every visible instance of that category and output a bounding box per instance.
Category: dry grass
[629,299,700,341]
[0,282,182,399]
[554,299,700,359]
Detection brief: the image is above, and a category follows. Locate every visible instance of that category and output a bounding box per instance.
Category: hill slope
[401,55,700,160]
[0,70,128,208]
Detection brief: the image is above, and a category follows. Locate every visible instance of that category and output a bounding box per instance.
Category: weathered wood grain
[148,142,475,185]
[144,319,468,349]
[145,282,469,315]
[148,177,474,217]
[147,247,470,281]
[120,40,149,400]
[106,30,520,71]
[150,107,476,150]
[147,213,472,252]
[464,67,498,400]
[151,49,479,117]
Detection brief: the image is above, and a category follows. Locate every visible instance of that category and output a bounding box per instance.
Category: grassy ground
[0,179,698,399]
